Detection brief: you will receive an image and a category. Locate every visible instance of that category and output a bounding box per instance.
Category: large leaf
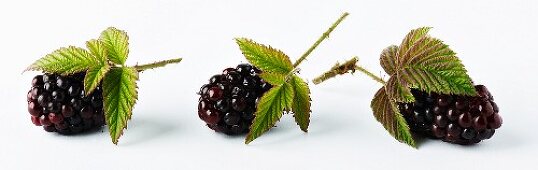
[100,27,129,65]
[25,46,97,75]
[383,27,476,96]
[102,67,139,144]
[245,83,294,144]
[235,38,294,75]
[398,36,475,95]
[398,27,432,65]
[290,75,311,132]
[371,87,415,147]
[84,39,110,95]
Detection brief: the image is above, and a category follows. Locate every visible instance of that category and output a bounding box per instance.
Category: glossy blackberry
[27,73,105,135]
[197,64,272,135]
[398,85,502,145]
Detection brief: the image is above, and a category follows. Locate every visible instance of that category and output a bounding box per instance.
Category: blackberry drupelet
[197,64,272,135]
[27,73,105,134]
[398,85,502,145]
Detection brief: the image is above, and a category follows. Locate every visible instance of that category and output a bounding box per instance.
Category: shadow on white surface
[121,115,179,146]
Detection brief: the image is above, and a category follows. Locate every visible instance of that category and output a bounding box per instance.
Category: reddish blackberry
[197,63,272,135]
[399,85,502,145]
[27,73,105,135]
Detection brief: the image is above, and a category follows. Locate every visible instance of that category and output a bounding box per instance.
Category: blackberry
[27,73,105,135]
[399,85,502,145]
[197,64,272,135]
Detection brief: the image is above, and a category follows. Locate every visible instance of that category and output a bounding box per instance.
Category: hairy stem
[293,12,349,68]
[313,57,386,85]
[133,58,182,72]
[313,57,359,84]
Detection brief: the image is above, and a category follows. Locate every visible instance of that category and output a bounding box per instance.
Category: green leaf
[100,27,129,65]
[399,37,475,95]
[245,83,294,144]
[259,72,286,85]
[380,45,398,75]
[25,46,97,75]
[102,67,139,144]
[371,87,416,147]
[385,76,414,103]
[235,38,294,75]
[394,27,476,96]
[290,75,311,132]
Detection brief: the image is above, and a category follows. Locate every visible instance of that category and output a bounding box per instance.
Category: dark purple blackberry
[27,73,105,135]
[197,63,272,135]
[399,85,502,145]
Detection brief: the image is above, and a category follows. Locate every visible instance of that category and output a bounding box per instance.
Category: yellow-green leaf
[100,27,129,65]
[235,38,293,75]
[84,65,110,95]
[245,83,294,144]
[291,75,311,132]
[25,46,97,75]
[371,87,415,148]
[103,67,139,144]
[86,39,108,64]
[259,72,286,86]
[83,39,110,95]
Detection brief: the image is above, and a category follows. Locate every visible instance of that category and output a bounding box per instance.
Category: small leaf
[290,75,311,132]
[84,40,110,95]
[102,67,139,144]
[84,65,110,95]
[259,72,285,85]
[235,38,293,75]
[245,83,294,144]
[385,76,414,103]
[86,39,107,63]
[100,27,129,65]
[25,46,97,75]
[371,87,416,147]
[380,45,398,75]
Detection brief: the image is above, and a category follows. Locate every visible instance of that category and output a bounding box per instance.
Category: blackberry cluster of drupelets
[27,73,105,134]
[197,64,272,135]
[399,85,502,145]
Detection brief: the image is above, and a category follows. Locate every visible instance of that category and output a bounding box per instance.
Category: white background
[1,0,537,169]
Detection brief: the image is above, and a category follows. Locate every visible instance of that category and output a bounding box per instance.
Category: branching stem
[313,57,386,85]
[133,58,182,72]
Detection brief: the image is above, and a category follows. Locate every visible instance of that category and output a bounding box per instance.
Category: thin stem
[133,58,182,72]
[293,12,349,68]
[355,65,386,85]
